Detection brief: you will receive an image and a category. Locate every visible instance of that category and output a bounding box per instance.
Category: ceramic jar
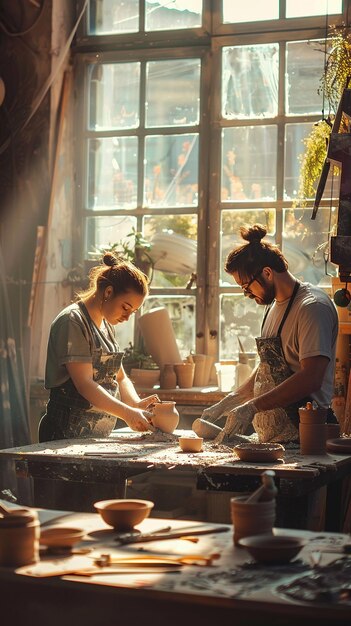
[299,423,327,455]
[191,354,207,387]
[298,403,327,455]
[230,496,276,546]
[0,509,40,567]
[151,401,179,434]
[160,364,177,390]
[174,362,195,388]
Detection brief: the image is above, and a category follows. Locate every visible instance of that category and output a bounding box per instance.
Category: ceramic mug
[230,496,276,546]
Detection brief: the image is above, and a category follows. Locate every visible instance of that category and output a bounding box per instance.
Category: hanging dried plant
[319,24,351,112]
[296,24,351,205]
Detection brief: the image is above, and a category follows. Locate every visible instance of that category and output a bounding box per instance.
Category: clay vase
[299,422,326,455]
[0,509,40,566]
[230,496,276,546]
[160,364,177,390]
[191,354,207,387]
[174,362,195,389]
[151,402,179,434]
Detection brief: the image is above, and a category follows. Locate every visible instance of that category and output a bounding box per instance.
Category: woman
[38,252,159,442]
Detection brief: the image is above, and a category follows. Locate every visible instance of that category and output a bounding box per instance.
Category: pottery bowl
[234,443,285,463]
[94,499,154,531]
[178,436,203,453]
[238,534,304,564]
[130,368,160,388]
[39,527,85,548]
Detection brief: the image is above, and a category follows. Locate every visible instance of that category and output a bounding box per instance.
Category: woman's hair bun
[240,223,267,244]
[103,251,118,267]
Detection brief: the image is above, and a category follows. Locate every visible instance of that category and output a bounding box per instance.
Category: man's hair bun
[103,252,118,267]
[240,224,267,244]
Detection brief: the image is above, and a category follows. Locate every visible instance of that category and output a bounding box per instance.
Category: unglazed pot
[299,422,326,455]
[151,401,179,434]
[178,436,203,452]
[230,496,276,546]
[0,509,40,567]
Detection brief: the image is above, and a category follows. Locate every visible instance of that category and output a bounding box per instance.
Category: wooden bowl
[234,443,285,463]
[94,499,154,531]
[326,437,351,454]
[178,436,203,452]
[40,527,85,548]
[238,534,304,564]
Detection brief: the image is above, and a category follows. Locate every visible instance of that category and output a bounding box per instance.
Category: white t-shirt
[261,282,338,407]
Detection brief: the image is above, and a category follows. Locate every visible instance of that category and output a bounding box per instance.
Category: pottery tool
[92,552,220,568]
[246,470,278,503]
[116,524,230,545]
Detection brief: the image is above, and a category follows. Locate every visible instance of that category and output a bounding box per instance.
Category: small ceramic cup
[178,436,203,453]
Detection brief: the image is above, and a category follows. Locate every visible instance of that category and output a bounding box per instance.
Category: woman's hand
[137,394,161,410]
[124,407,155,432]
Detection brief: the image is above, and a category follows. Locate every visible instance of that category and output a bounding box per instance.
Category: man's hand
[201,393,241,424]
[214,400,258,444]
[124,408,155,432]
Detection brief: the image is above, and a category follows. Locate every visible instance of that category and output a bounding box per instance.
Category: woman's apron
[39,302,125,442]
[253,281,308,443]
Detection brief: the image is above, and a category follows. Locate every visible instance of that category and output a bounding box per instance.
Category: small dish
[234,443,285,463]
[178,436,203,453]
[40,527,85,548]
[326,437,351,454]
[238,534,304,564]
[94,499,154,531]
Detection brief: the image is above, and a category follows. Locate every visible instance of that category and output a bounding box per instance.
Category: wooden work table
[1,504,351,626]
[0,430,350,532]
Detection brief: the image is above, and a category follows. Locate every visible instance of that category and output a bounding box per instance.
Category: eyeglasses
[241,269,263,296]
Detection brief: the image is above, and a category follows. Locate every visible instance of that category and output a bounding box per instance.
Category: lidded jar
[151,401,179,433]
[0,508,40,567]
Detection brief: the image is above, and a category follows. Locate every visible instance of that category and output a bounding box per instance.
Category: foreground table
[0,429,350,531]
[1,504,351,626]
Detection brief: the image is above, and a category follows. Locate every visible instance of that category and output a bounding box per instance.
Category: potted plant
[86,228,154,281]
[122,343,160,388]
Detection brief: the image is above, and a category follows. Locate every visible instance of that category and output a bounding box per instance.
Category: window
[75,1,345,362]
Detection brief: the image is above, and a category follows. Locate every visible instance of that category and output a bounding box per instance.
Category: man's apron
[253,281,306,443]
[39,302,125,442]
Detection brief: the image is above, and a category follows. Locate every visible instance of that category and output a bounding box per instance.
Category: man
[195,224,338,444]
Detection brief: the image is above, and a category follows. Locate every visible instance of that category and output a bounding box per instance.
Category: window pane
[146,59,201,128]
[286,0,342,18]
[220,210,276,286]
[286,41,326,115]
[223,0,279,23]
[89,0,139,35]
[220,295,262,361]
[145,0,202,31]
[88,137,138,209]
[144,134,198,207]
[282,207,337,285]
[84,215,137,259]
[142,295,196,359]
[89,63,140,130]
[284,122,313,201]
[144,214,197,288]
[221,127,277,202]
[222,44,279,119]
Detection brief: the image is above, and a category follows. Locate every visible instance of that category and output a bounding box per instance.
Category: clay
[192,418,222,439]
[94,499,154,531]
[151,401,179,434]
[178,436,203,452]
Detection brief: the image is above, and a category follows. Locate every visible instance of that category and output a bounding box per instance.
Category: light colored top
[262,282,338,407]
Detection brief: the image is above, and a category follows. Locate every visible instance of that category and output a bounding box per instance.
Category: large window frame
[73,1,348,362]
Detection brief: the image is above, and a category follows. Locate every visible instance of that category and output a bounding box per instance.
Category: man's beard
[249,276,275,305]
